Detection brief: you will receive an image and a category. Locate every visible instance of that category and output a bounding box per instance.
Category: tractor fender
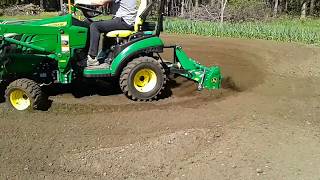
[111,36,164,76]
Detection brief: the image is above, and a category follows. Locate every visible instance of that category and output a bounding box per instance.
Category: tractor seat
[105,0,147,38]
[106,30,134,38]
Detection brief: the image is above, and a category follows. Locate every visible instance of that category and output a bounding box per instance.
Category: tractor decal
[61,34,70,52]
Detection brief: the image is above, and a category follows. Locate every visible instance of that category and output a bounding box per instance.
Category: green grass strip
[164,18,320,45]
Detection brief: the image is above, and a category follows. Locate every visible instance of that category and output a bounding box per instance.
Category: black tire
[5,78,48,111]
[0,83,5,103]
[120,57,167,101]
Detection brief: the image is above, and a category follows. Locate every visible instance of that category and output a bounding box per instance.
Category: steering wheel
[75,4,103,18]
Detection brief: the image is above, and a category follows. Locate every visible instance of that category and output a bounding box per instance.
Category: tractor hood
[0,15,72,28]
[0,19,33,25]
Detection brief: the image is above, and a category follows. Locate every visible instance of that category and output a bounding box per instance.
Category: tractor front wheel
[5,79,48,111]
[120,57,167,101]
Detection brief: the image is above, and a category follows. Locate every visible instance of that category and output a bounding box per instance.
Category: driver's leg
[87,17,133,67]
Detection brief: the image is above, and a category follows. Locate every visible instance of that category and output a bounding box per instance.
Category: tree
[283,0,288,13]
[273,0,279,16]
[194,0,199,7]
[60,0,64,11]
[310,0,315,15]
[181,0,185,16]
[220,0,228,23]
[301,0,307,19]
[39,0,44,9]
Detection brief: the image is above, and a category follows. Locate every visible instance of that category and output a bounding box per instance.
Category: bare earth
[1,34,320,180]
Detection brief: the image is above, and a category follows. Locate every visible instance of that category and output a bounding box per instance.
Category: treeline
[168,0,320,22]
[0,0,62,11]
[1,0,319,21]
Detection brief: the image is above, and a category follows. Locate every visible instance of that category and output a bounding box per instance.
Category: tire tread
[5,78,47,110]
[119,57,167,101]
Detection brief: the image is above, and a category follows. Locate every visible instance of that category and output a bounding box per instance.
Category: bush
[2,4,43,16]
[182,4,224,21]
[181,0,271,22]
[228,0,271,22]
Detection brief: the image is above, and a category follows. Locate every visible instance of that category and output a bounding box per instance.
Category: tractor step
[83,67,113,78]
[83,74,112,78]
[85,63,110,70]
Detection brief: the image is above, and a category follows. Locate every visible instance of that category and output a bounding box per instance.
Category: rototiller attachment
[166,46,221,90]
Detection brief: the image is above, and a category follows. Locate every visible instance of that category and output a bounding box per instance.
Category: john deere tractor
[0,0,222,111]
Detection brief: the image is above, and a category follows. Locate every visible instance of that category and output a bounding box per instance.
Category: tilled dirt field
[1,34,320,180]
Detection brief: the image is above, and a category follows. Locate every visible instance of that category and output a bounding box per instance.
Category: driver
[76,0,137,68]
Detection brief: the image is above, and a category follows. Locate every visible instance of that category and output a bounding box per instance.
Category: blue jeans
[88,17,133,57]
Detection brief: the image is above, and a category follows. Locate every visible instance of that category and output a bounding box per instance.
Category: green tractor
[0,0,222,111]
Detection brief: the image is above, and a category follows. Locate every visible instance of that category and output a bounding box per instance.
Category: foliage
[0,0,319,20]
[227,0,270,22]
[1,4,43,16]
[164,18,320,45]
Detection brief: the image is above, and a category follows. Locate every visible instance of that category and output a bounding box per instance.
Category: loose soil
[1,34,320,180]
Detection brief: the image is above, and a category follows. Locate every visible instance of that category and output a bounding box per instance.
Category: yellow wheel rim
[9,89,31,111]
[133,68,157,93]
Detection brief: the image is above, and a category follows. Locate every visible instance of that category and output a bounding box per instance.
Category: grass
[164,18,320,45]
[1,13,319,45]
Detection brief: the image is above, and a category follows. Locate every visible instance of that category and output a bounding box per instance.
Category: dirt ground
[1,34,320,180]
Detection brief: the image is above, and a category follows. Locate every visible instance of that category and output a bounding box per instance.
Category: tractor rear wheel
[0,83,5,103]
[5,79,48,111]
[120,57,166,101]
